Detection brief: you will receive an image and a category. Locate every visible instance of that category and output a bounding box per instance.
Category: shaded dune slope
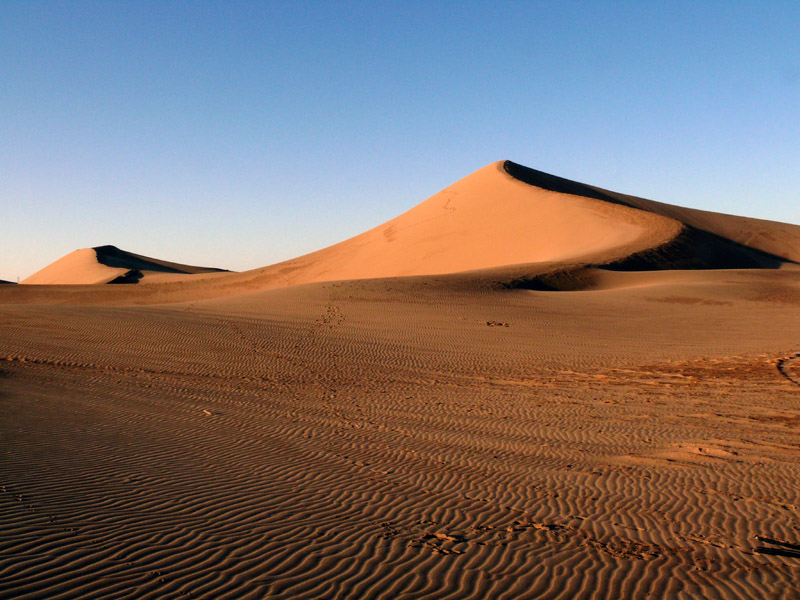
[497,162,800,291]
[504,161,800,265]
[21,245,228,285]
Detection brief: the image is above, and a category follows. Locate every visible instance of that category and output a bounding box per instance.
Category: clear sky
[2,1,798,281]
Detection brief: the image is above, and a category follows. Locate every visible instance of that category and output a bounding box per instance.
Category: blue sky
[2,1,798,280]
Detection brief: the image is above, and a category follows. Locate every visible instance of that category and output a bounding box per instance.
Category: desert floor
[2,269,800,599]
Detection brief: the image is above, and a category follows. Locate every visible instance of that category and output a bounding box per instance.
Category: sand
[1,161,799,599]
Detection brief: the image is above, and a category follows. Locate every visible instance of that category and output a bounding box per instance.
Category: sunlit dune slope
[21,245,229,285]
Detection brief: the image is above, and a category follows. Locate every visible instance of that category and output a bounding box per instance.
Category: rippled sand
[2,272,800,599]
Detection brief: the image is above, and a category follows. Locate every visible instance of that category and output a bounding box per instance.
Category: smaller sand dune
[21,245,229,285]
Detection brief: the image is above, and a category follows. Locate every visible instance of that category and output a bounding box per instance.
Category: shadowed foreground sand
[2,162,800,599]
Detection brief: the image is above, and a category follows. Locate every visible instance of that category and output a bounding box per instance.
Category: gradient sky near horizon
[2,1,799,281]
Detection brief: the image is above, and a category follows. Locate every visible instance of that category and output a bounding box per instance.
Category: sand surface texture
[2,161,800,599]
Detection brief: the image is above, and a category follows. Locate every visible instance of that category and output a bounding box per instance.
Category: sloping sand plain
[2,161,800,599]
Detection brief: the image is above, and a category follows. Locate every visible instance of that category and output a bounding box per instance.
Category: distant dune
[21,245,229,285]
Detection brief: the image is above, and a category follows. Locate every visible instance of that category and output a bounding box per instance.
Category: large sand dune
[1,161,799,599]
[245,161,680,283]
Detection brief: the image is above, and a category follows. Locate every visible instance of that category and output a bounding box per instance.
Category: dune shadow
[602,227,786,271]
[108,269,143,284]
[94,245,229,276]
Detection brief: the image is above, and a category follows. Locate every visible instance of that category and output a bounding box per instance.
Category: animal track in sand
[583,537,661,561]
[379,520,468,555]
[378,515,669,565]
